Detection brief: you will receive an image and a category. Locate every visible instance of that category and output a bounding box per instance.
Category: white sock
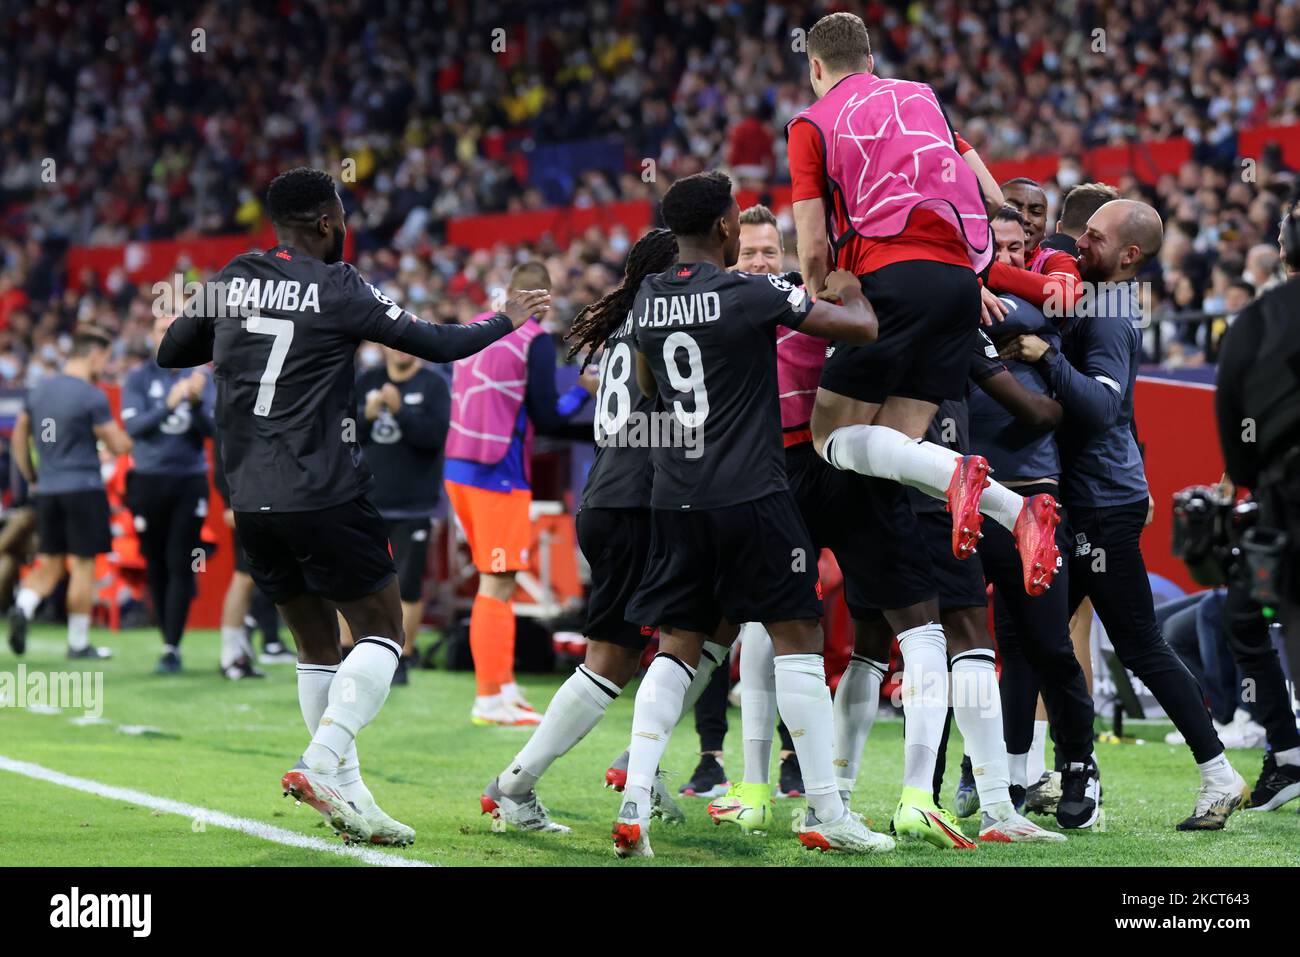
[500,681,522,704]
[739,623,777,785]
[822,424,947,491]
[296,662,372,806]
[1009,751,1029,789]
[898,622,948,791]
[1198,752,1236,786]
[15,587,40,620]
[1275,747,1300,767]
[624,653,695,816]
[1028,719,1048,784]
[610,640,731,781]
[334,750,372,809]
[823,425,1023,531]
[978,478,1025,531]
[951,650,1012,811]
[499,664,621,796]
[774,653,844,823]
[475,693,502,711]
[302,637,399,772]
[833,654,887,794]
[680,640,728,715]
[220,626,248,669]
[297,662,337,732]
[67,613,90,652]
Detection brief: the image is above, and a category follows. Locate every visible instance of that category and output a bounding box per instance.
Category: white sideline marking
[0,755,433,868]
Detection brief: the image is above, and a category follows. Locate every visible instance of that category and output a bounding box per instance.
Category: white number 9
[663,331,708,429]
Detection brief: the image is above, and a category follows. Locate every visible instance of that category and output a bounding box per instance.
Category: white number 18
[595,342,633,441]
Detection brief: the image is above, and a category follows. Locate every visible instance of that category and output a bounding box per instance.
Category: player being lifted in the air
[613,170,893,858]
[158,167,548,846]
[787,13,1061,596]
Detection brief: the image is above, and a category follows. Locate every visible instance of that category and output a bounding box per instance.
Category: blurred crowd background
[2,0,1299,390]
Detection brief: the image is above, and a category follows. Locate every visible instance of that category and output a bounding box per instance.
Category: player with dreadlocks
[566,227,680,369]
[482,228,736,832]
[612,170,895,858]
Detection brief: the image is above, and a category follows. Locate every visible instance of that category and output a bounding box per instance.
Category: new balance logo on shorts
[1074,533,1091,557]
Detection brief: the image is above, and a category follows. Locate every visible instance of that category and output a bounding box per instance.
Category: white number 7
[244,314,294,416]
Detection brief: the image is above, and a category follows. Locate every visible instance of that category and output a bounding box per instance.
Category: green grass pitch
[1,624,1296,867]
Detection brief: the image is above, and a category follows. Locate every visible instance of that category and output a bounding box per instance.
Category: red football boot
[1014,493,1062,596]
[946,454,990,559]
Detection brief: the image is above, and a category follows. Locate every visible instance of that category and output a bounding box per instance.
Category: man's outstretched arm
[359,281,551,364]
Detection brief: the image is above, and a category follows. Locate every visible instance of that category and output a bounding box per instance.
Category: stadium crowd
[1,0,1299,382]
[2,0,1298,863]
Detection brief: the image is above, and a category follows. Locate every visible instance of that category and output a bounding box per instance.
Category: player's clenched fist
[817,268,859,303]
[502,289,551,328]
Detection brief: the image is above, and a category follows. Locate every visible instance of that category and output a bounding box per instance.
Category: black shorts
[218,496,252,573]
[626,491,823,634]
[576,506,654,649]
[34,490,111,558]
[819,260,980,405]
[915,503,989,612]
[234,496,396,604]
[785,443,935,617]
[386,517,433,603]
[231,526,251,573]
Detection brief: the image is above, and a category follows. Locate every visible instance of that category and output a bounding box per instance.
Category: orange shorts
[444,481,532,573]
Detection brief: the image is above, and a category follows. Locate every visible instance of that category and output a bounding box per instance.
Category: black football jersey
[631,263,809,510]
[158,245,512,513]
[580,310,656,510]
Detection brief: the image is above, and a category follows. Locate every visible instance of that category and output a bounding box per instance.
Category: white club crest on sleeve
[766,273,808,313]
[366,282,404,320]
